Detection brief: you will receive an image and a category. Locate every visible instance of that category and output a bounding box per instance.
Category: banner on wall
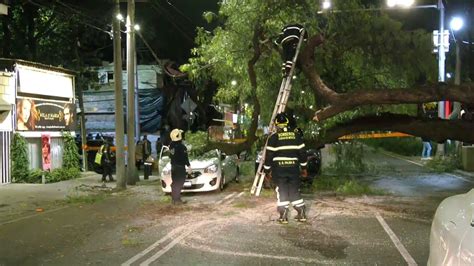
[41,134,51,171]
[16,97,75,131]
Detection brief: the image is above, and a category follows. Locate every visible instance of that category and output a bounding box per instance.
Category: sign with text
[16,97,75,131]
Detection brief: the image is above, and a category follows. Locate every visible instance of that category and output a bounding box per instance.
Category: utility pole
[113,0,126,189]
[126,0,138,184]
[436,0,446,157]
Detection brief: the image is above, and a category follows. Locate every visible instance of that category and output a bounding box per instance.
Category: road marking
[382,151,474,184]
[216,192,237,205]
[363,195,417,265]
[0,206,69,226]
[380,151,424,167]
[139,227,197,266]
[226,192,245,205]
[121,225,186,266]
[122,221,210,266]
[182,242,334,264]
[375,213,417,266]
[446,173,474,184]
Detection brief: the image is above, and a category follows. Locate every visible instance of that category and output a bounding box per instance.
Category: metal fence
[0,131,11,184]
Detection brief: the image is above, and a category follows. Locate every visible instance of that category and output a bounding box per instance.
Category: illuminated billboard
[16,98,75,131]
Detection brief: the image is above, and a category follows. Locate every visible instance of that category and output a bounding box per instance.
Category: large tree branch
[313,84,474,121]
[299,34,474,122]
[306,113,474,148]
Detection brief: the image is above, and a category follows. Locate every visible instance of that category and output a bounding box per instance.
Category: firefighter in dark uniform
[264,113,308,224]
[169,129,191,205]
[275,24,308,77]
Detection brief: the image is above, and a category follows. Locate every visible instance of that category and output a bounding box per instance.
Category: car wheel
[219,174,226,191]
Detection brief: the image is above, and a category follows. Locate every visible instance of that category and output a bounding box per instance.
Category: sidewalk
[0,171,161,224]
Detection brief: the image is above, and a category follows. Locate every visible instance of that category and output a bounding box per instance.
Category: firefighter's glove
[300,169,308,178]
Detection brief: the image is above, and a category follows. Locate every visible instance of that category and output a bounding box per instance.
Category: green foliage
[312,175,382,195]
[11,133,30,183]
[361,137,424,156]
[26,169,44,184]
[62,132,80,169]
[184,131,209,157]
[184,0,437,137]
[45,167,80,183]
[426,155,462,173]
[327,141,368,174]
[65,193,105,204]
[1,2,110,67]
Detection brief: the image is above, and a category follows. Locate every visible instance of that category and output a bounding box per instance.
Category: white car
[159,148,239,193]
[428,188,474,265]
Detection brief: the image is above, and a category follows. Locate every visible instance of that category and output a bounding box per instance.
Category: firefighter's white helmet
[170,128,184,141]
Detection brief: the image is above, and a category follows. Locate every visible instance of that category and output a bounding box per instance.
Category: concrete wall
[0,72,14,131]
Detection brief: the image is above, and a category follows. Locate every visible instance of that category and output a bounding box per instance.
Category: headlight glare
[204,164,217,173]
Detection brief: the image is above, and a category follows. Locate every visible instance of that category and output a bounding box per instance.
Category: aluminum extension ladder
[250,29,306,196]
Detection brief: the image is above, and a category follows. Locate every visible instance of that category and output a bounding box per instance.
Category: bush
[426,155,461,173]
[11,133,30,183]
[312,175,381,195]
[62,132,80,169]
[327,141,368,175]
[361,137,426,156]
[46,167,80,183]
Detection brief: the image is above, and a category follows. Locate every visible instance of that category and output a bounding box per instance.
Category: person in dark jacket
[274,24,308,77]
[142,135,152,179]
[264,113,308,224]
[169,128,191,204]
[101,140,114,182]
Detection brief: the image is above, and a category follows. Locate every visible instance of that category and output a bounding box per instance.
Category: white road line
[121,225,185,266]
[182,242,334,264]
[382,151,474,184]
[375,213,417,266]
[139,221,211,266]
[380,151,424,167]
[226,192,245,205]
[0,206,69,226]
[216,192,237,205]
[362,195,417,265]
[446,173,474,184]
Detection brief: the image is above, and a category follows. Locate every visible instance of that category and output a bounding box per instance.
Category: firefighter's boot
[294,205,307,222]
[277,208,289,224]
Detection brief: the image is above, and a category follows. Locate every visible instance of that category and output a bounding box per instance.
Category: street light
[387,0,414,8]
[322,0,331,10]
[450,16,464,118]
[450,17,464,31]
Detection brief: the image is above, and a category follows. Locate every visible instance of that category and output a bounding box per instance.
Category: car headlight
[204,164,217,173]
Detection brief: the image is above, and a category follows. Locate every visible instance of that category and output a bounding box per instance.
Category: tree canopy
[184,0,474,153]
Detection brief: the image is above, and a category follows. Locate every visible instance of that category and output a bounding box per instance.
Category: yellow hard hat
[170,128,184,141]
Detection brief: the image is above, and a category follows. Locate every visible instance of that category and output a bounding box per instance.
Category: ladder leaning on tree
[250,28,307,196]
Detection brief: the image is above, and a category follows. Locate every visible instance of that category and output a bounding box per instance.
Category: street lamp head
[387,0,414,8]
[322,0,331,10]
[116,13,124,21]
[399,0,414,8]
[387,0,397,7]
[450,17,464,31]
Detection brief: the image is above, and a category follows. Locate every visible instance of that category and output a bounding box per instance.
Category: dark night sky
[78,0,472,67]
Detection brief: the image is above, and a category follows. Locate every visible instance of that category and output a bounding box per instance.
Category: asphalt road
[0,148,473,265]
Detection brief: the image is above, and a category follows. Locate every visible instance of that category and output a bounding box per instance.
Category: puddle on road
[280,226,349,259]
